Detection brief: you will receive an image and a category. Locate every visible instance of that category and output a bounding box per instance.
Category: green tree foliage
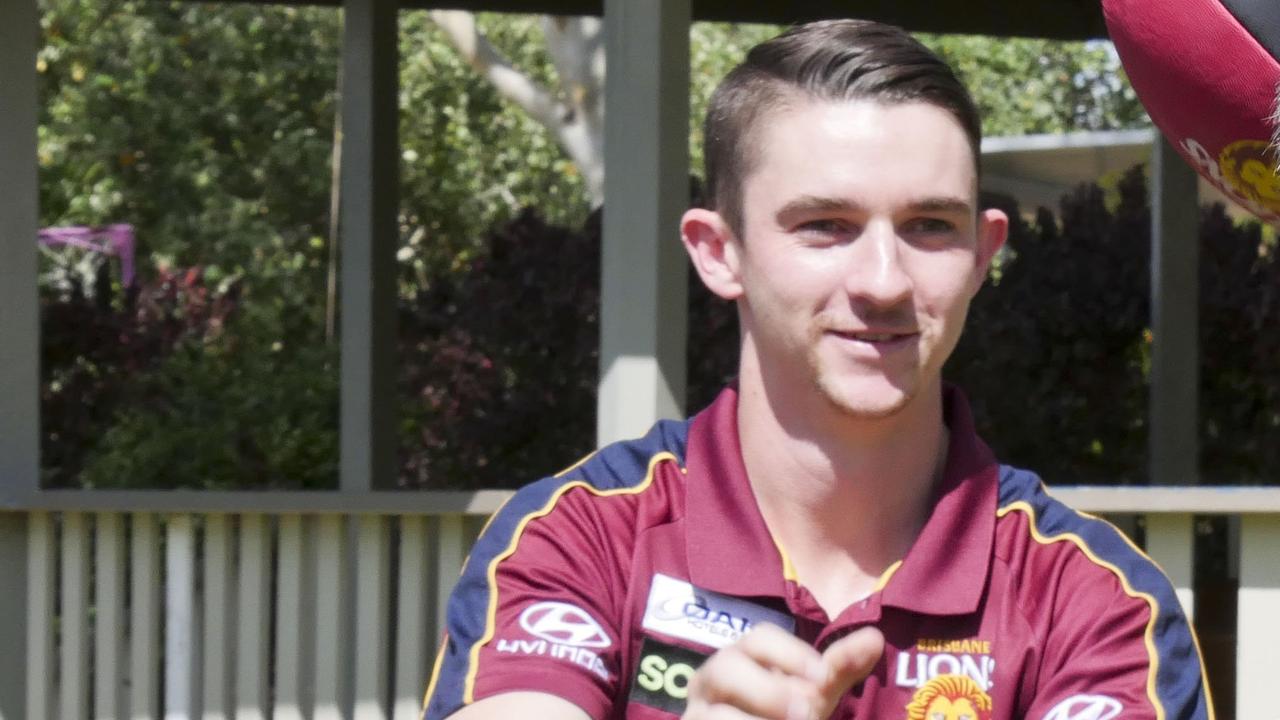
[39,0,342,487]
[922,34,1150,136]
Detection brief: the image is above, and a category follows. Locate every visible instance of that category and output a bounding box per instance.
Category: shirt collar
[879,386,998,616]
[682,385,998,616]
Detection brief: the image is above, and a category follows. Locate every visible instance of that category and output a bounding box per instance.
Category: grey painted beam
[597,0,691,445]
[172,0,1114,42]
[1149,137,1200,486]
[0,0,40,505]
[340,0,400,491]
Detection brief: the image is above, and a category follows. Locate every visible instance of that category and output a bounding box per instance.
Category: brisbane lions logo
[904,674,993,720]
[1219,139,1280,215]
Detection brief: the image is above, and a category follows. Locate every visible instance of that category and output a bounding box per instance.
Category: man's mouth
[831,330,917,343]
[850,332,903,342]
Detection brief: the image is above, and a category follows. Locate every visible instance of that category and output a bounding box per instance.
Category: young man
[423,20,1213,720]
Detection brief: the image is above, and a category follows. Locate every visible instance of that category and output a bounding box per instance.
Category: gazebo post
[339,0,400,492]
[1144,136,1200,623]
[597,0,691,446]
[1148,136,1200,486]
[0,0,39,716]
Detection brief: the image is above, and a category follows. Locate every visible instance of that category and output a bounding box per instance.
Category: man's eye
[796,219,856,237]
[904,217,956,234]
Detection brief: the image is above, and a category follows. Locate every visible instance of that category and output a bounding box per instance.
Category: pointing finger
[817,627,885,710]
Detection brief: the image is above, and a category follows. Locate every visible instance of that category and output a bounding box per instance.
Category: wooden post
[0,513,33,720]
[1149,137,1200,486]
[0,0,39,507]
[340,0,400,490]
[597,0,691,445]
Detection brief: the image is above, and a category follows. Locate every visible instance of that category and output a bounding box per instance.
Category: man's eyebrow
[774,195,974,218]
[775,195,865,218]
[907,197,973,215]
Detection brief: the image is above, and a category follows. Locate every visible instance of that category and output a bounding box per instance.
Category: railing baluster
[26,512,55,719]
[235,514,271,720]
[393,516,431,720]
[95,513,127,720]
[275,513,316,720]
[435,514,466,639]
[354,515,391,719]
[1144,513,1195,620]
[164,514,199,719]
[314,514,352,720]
[130,514,162,720]
[202,513,235,719]
[61,512,91,719]
[1237,513,1280,719]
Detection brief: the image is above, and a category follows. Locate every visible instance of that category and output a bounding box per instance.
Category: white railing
[4,486,1280,719]
[9,491,508,720]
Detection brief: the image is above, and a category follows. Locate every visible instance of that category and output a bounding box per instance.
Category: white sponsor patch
[1041,694,1123,720]
[641,573,794,649]
[496,601,613,680]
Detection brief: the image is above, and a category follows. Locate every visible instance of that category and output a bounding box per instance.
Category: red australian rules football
[1103,0,1280,227]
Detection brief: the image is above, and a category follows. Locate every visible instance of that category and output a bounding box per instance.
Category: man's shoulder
[543,417,692,493]
[488,416,693,534]
[992,464,1180,612]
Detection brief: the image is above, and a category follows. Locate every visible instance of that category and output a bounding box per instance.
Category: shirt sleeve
[1023,543,1213,720]
[422,479,626,720]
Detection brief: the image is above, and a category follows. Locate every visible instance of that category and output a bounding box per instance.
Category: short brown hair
[703,20,983,236]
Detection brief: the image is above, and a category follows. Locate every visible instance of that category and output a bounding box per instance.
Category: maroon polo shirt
[424,386,1211,720]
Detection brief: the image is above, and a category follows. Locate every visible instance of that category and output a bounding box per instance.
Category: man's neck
[735,365,949,616]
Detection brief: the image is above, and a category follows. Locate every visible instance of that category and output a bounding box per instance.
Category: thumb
[815,626,885,714]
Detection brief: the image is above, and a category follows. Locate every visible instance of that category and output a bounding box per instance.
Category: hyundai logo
[518,601,612,648]
[1041,694,1123,720]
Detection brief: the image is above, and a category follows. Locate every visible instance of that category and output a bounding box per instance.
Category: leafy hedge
[41,169,1280,489]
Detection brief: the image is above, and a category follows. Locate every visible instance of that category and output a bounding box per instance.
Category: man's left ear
[971,207,1009,294]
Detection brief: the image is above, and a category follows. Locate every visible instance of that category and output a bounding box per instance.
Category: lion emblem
[904,674,992,720]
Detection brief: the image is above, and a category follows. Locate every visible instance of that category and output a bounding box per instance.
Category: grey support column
[340,0,399,491]
[1149,137,1200,485]
[0,1,38,708]
[598,0,691,446]
[0,0,39,506]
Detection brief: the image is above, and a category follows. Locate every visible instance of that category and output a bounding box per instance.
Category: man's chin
[815,377,914,421]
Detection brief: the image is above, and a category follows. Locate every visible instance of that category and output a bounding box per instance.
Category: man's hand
[683,624,884,720]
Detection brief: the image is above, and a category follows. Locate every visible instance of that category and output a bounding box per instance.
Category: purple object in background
[38,224,137,287]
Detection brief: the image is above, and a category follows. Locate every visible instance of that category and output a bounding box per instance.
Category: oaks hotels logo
[495,601,612,679]
[895,637,996,693]
[641,573,794,650]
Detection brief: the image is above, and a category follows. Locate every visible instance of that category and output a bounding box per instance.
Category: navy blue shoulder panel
[423,417,691,719]
[997,466,1211,719]
[566,416,691,489]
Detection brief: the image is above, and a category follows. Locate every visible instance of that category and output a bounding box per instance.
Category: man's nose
[844,220,912,307]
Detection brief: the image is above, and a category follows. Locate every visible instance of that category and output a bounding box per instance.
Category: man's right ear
[680,208,744,301]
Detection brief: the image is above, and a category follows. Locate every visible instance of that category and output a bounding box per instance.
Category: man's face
[731,97,1005,419]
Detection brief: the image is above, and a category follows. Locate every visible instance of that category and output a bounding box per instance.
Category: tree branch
[541,15,604,118]
[428,10,563,132]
